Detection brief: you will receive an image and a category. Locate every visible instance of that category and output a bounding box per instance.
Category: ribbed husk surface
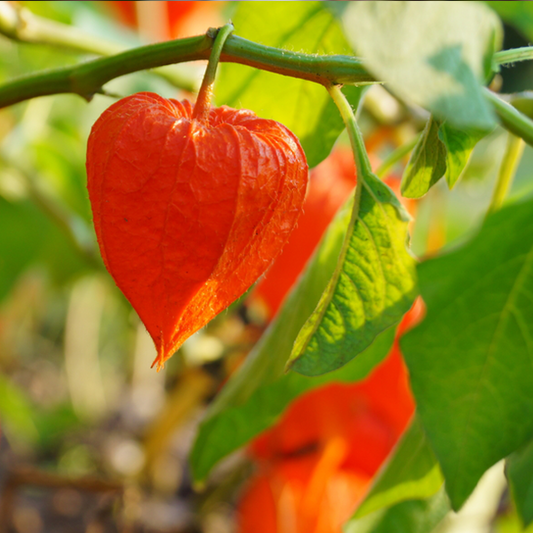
[86,92,308,368]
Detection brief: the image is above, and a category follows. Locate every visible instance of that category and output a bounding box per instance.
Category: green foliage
[345,488,449,533]
[344,1,501,131]
[352,417,443,520]
[0,196,89,301]
[216,1,358,168]
[3,2,533,531]
[190,196,396,482]
[0,374,40,449]
[402,117,485,198]
[288,172,417,376]
[488,1,533,42]
[402,118,447,199]
[507,438,533,528]
[402,197,533,509]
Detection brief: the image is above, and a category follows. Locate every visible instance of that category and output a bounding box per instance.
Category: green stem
[327,84,373,180]
[0,33,372,109]
[193,24,234,122]
[493,46,533,67]
[375,135,419,179]
[486,133,525,218]
[485,88,533,148]
[285,83,375,373]
[0,1,197,92]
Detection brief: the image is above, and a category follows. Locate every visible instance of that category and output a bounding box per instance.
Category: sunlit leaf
[345,488,449,533]
[288,173,417,376]
[401,197,533,509]
[353,416,444,520]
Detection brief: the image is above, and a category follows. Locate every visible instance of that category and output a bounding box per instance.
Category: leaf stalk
[486,133,525,218]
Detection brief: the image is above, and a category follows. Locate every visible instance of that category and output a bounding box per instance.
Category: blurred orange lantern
[240,141,419,531]
[237,304,420,533]
[104,1,223,41]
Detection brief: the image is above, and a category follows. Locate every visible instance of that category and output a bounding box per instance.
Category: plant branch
[486,133,525,218]
[0,1,198,92]
[0,30,373,109]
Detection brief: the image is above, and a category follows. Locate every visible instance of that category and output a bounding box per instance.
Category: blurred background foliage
[0,2,532,532]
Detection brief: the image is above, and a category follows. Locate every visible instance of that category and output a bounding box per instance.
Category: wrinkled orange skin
[253,148,417,317]
[86,92,307,368]
[237,305,421,533]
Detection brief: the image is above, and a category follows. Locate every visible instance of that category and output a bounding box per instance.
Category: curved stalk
[193,23,234,122]
[0,1,197,92]
[485,88,533,148]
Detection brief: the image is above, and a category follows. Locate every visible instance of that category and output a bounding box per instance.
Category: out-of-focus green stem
[485,88,533,148]
[375,135,419,179]
[0,1,198,92]
[486,133,525,218]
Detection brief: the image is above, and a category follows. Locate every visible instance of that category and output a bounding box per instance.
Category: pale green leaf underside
[401,197,533,510]
[343,1,501,131]
[216,1,356,168]
[344,488,449,533]
[190,197,397,483]
[354,416,444,520]
[507,437,533,527]
[288,173,417,376]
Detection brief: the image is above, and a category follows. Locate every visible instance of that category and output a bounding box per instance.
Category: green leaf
[401,117,447,199]
[488,2,533,42]
[401,117,484,198]
[216,1,359,168]
[190,197,397,483]
[439,122,485,188]
[401,197,533,510]
[344,487,449,533]
[343,1,501,131]
[507,438,533,527]
[287,173,417,376]
[353,416,444,520]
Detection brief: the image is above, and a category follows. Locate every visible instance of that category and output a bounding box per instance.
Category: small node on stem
[192,22,234,123]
